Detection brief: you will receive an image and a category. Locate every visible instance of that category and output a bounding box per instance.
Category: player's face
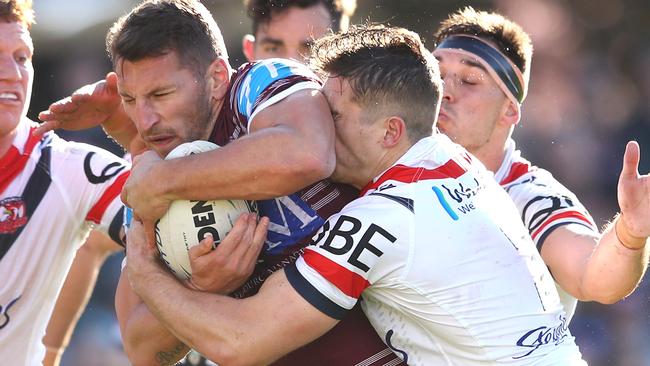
[116,52,214,158]
[323,77,386,188]
[249,4,332,62]
[434,51,508,155]
[0,21,33,146]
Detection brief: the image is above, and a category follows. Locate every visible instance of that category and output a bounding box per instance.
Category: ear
[206,57,230,102]
[501,99,521,126]
[242,34,256,62]
[382,116,407,148]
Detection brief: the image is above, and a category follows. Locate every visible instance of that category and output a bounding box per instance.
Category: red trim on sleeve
[0,126,41,195]
[499,162,531,185]
[530,211,595,240]
[361,158,467,196]
[303,249,370,299]
[86,171,130,224]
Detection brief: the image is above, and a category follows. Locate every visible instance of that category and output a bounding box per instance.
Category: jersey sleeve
[285,195,405,320]
[502,168,598,250]
[69,142,130,245]
[231,58,322,132]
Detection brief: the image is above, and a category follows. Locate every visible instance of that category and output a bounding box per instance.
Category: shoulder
[345,189,414,223]
[503,165,578,201]
[48,137,130,185]
[233,58,321,88]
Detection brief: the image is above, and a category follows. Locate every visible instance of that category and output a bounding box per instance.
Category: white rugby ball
[155,141,256,280]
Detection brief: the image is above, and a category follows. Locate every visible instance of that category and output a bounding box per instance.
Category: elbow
[124,345,187,366]
[199,340,270,366]
[577,284,632,305]
[121,331,187,366]
[299,151,335,182]
[121,339,153,366]
[295,145,335,181]
[582,293,624,305]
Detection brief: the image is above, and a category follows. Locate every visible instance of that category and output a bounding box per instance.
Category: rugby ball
[155,141,256,280]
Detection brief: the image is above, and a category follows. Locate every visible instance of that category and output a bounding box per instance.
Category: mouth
[145,135,176,152]
[437,108,450,121]
[0,91,21,104]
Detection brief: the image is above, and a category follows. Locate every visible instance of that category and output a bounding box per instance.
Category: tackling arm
[115,272,191,366]
[121,89,336,224]
[126,218,338,366]
[116,213,266,365]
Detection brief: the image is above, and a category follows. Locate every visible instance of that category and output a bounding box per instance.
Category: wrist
[614,215,647,251]
[154,159,178,202]
[128,256,164,293]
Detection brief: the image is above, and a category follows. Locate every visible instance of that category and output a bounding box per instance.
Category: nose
[0,54,21,82]
[134,99,160,132]
[441,74,456,103]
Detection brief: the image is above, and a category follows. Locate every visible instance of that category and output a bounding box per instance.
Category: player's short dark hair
[311,24,443,142]
[0,0,35,29]
[244,0,356,34]
[433,7,532,78]
[106,0,227,77]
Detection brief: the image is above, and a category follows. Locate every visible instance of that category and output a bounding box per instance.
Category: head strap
[436,35,526,104]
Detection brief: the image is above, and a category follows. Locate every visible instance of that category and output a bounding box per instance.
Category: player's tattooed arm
[154,342,190,366]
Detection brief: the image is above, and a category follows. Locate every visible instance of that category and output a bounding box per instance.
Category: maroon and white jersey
[180,59,404,366]
[495,138,598,320]
[0,120,129,365]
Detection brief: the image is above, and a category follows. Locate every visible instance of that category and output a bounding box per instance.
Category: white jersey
[286,135,586,365]
[495,139,598,320]
[0,120,129,366]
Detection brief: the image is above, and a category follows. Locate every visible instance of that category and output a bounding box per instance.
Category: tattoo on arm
[155,342,190,366]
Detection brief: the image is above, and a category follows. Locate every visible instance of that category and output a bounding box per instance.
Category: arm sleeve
[285,196,403,319]
[503,169,598,250]
[231,58,322,131]
[76,144,130,245]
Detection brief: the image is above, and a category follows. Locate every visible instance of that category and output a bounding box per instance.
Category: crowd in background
[25,0,649,365]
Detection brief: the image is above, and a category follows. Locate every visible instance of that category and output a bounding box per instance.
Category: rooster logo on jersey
[0,197,27,234]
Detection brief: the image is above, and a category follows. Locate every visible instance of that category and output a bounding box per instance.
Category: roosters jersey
[182,59,404,365]
[0,120,128,365]
[495,139,598,320]
[287,135,586,365]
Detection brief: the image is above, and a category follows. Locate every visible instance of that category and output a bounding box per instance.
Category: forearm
[123,303,191,366]
[116,272,190,366]
[132,268,248,364]
[158,125,334,201]
[132,267,329,366]
[581,216,649,303]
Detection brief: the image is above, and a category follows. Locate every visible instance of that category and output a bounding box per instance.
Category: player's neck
[470,141,508,173]
[0,129,18,158]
